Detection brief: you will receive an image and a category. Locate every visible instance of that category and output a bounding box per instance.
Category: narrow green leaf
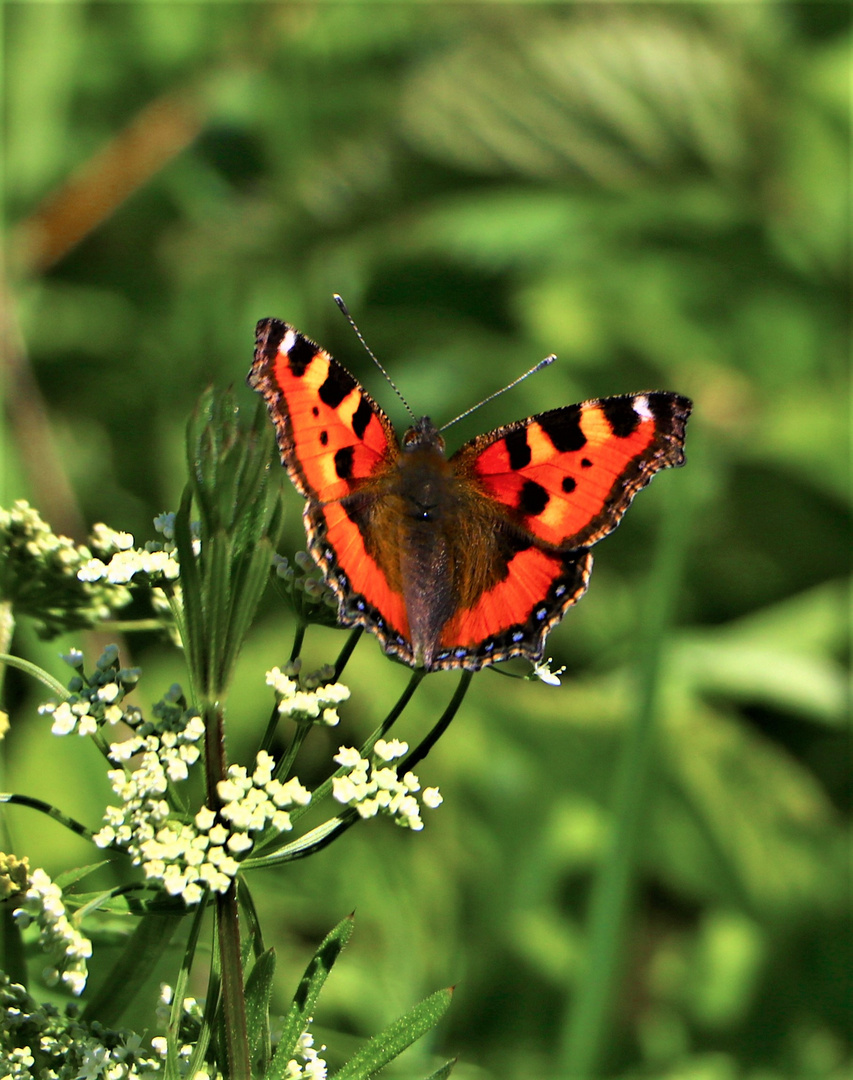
[0,793,100,844]
[245,948,276,1062]
[81,912,183,1027]
[164,899,208,1080]
[202,529,232,697]
[173,487,204,691]
[267,915,355,1077]
[241,812,357,869]
[53,861,111,891]
[423,1060,457,1080]
[221,538,278,684]
[183,956,220,1080]
[332,987,454,1080]
[68,888,187,915]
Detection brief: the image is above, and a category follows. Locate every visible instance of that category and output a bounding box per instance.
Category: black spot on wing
[319,430,329,446]
[602,396,641,438]
[538,406,587,452]
[504,428,531,470]
[287,334,318,377]
[319,364,358,409]
[334,446,354,480]
[580,457,593,469]
[561,476,576,493]
[519,479,549,516]
[351,396,373,440]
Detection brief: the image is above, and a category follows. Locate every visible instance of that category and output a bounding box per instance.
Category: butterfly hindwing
[432,540,593,670]
[250,318,397,504]
[454,392,691,550]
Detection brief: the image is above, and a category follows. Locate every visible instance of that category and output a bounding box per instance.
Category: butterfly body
[250,317,691,672]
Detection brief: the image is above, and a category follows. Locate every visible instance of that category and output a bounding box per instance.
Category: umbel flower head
[38,645,141,736]
[4,855,92,996]
[266,663,350,726]
[91,694,309,906]
[332,739,443,831]
[0,973,164,1076]
[0,500,133,637]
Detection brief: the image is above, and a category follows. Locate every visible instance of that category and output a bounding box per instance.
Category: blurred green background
[2,4,849,1079]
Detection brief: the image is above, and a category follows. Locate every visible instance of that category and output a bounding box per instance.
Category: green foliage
[3,4,850,1079]
[178,389,284,700]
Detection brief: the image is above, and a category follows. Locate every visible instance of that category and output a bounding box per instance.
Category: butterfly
[249,316,691,672]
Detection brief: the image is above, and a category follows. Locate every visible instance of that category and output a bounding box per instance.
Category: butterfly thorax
[386,418,468,665]
[397,417,450,522]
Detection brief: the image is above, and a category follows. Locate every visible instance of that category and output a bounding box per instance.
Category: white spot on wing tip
[280,329,297,355]
[634,395,653,420]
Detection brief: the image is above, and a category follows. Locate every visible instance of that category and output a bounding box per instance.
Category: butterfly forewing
[250,318,397,504]
[454,392,691,550]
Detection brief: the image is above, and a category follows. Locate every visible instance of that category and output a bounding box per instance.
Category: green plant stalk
[203,698,250,1078]
[557,480,691,1077]
[0,602,16,706]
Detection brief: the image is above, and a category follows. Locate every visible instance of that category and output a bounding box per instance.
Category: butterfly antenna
[440,354,556,432]
[333,295,416,422]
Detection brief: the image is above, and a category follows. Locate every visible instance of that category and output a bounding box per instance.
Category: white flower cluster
[78,543,178,585]
[12,867,92,996]
[0,500,132,631]
[0,500,90,567]
[93,713,217,904]
[332,739,443,831]
[282,1024,328,1080]
[1,975,166,1078]
[76,510,198,588]
[531,657,566,686]
[39,646,141,737]
[95,717,310,905]
[216,750,311,839]
[267,666,350,726]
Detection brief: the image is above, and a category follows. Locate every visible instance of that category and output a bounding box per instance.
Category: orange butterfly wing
[249,319,395,504]
[252,317,692,673]
[250,319,412,649]
[454,393,691,548]
[429,392,692,668]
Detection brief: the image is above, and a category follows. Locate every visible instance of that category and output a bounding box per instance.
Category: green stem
[217,881,249,1078]
[289,622,305,664]
[166,897,209,1079]
[557,480,691,1077]
[0,603,16,706]
[397,670,473,775]
[334,627,363,679]
[0,792,106,845]
[259,702,282,758]
[273,720,311,783]
[0,652,68,699]
[203,700,250,1078]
